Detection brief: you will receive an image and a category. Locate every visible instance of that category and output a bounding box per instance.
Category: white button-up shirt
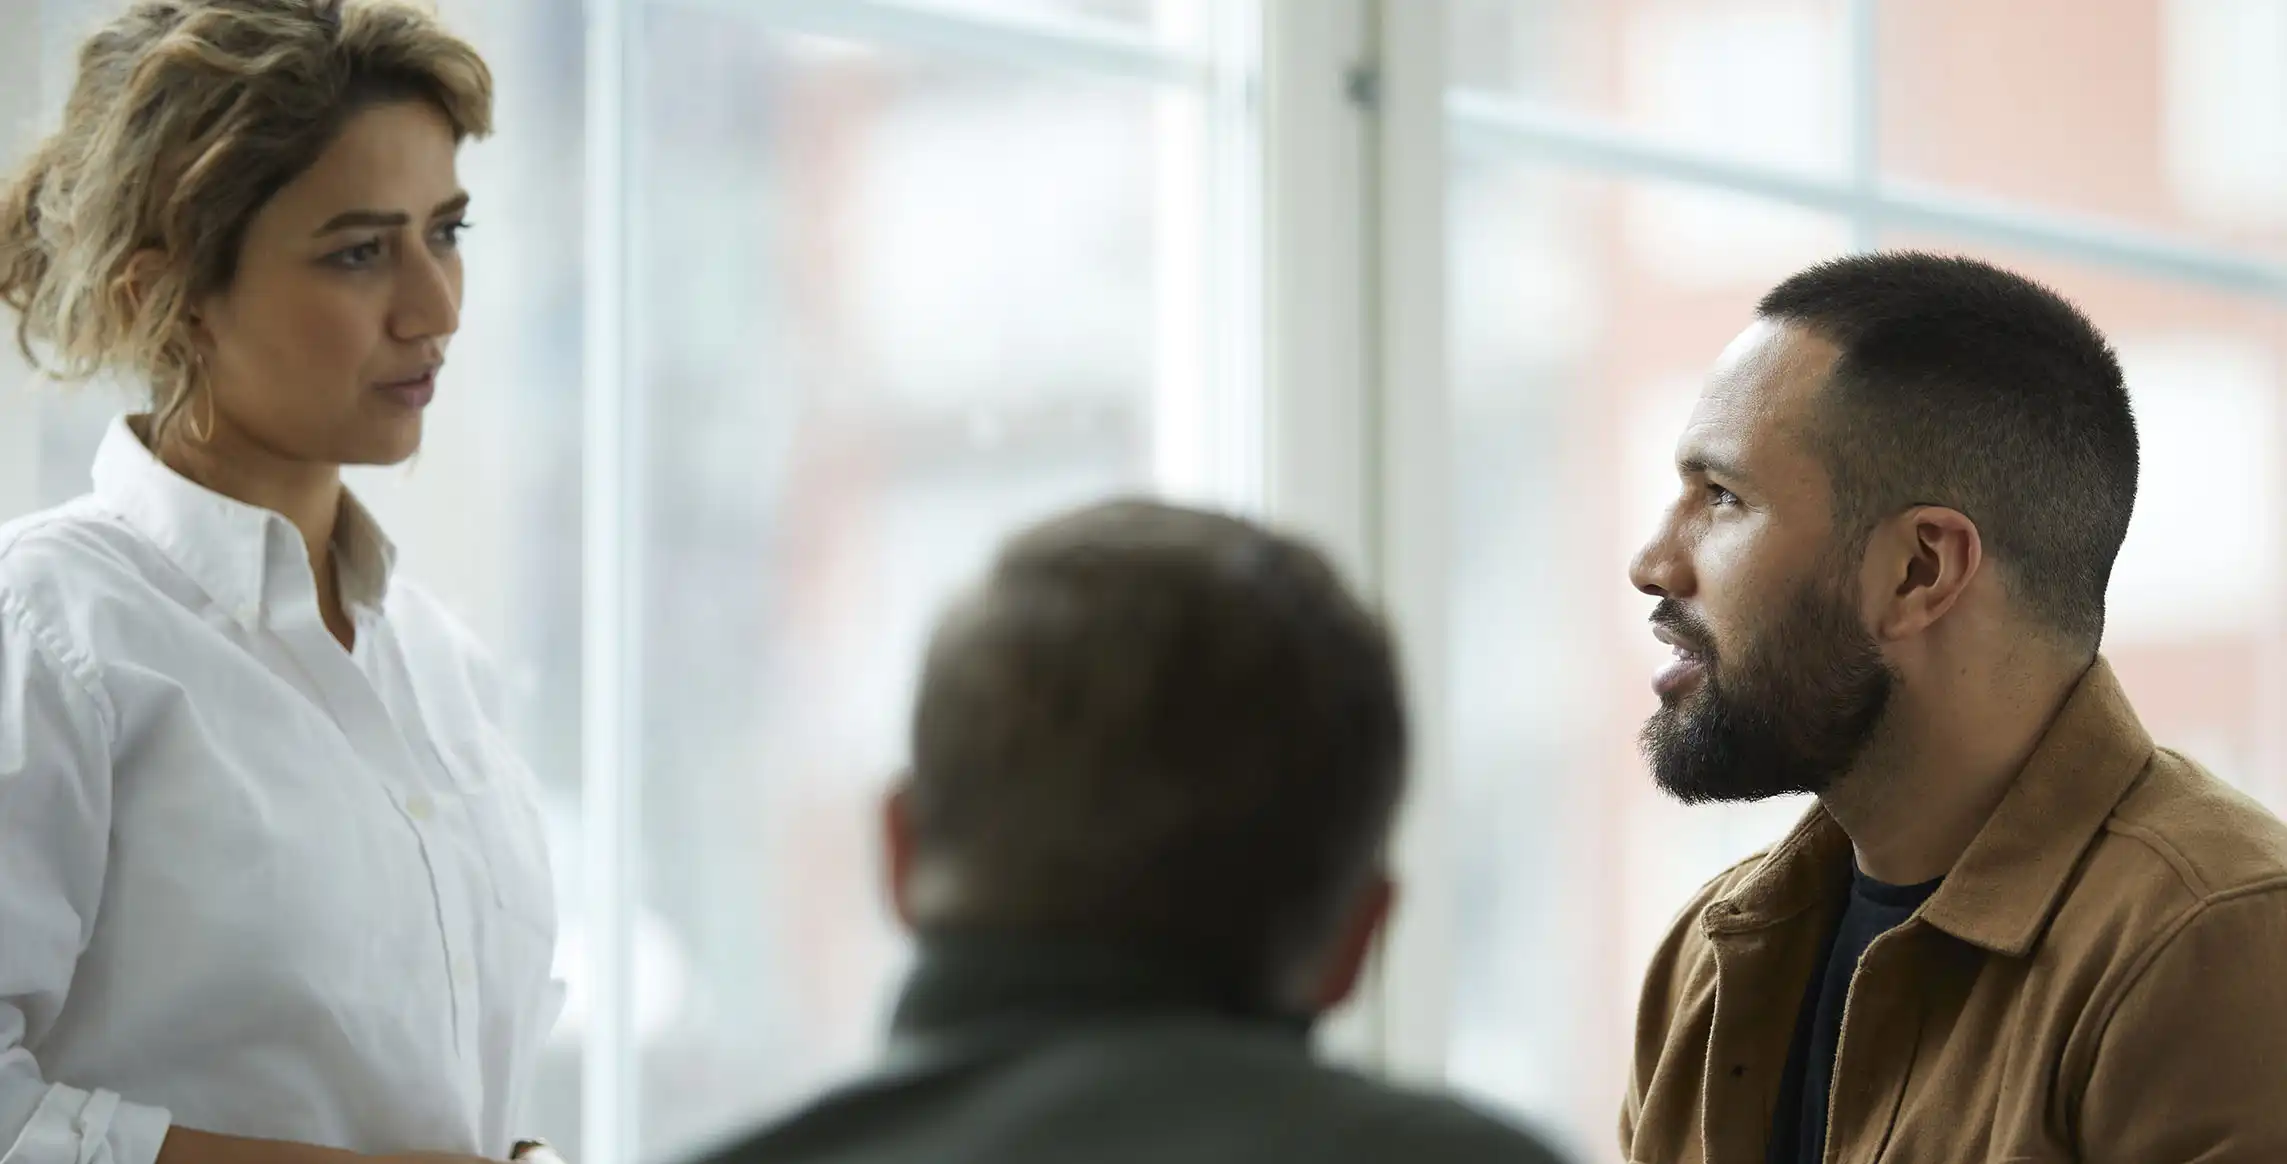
[0,418,563,1163]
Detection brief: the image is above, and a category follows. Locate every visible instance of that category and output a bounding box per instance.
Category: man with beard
[1620,252,2287,1164]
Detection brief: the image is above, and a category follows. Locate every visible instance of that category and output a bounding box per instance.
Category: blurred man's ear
[1304,872,1396,1014]
[883,780,920,931]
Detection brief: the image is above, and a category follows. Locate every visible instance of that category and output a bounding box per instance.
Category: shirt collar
[330,487,398,614]
[91,415,398,621]
[1708,659,2154,958]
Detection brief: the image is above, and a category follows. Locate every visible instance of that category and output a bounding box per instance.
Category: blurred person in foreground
[1622,251,2287,1164]
[0,2,560,1161]
[692,500,1567,1164]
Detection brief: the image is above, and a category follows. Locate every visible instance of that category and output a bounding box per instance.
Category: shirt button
[406,793,434,821]
[454,956,475,982]
[235,603,260,624]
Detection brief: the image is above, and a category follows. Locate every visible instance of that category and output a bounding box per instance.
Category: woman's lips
[375,371,436,409]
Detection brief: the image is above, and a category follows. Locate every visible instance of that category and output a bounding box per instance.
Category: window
[3,0,598,1144]
[6,2,2286,1163]
[604,3,1259,1156]
[1885,0,2287,258]
[0,1,1259,1161]
[1444,153,1843,1152]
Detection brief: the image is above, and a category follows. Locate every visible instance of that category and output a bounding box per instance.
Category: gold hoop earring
[185,386,215,444]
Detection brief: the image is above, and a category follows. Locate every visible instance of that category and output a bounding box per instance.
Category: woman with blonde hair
[0,2,561,1162]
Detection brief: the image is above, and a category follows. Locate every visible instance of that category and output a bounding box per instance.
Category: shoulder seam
[2101,818,2214,899]
[2102,747,2287,901]
[2085,877,2287,1066]
[0,505,95,560]
[0,588,118,746]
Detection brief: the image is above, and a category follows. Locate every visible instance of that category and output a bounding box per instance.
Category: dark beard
[1640,575,1895,804]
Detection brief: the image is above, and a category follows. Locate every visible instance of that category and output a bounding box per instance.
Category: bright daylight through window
[0,1,2281,1163]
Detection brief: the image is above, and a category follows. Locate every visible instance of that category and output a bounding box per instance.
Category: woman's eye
[326,239,385,269]
[432,219,472,249]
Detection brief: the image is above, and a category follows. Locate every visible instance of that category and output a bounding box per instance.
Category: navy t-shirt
[1767,866,1943,1164]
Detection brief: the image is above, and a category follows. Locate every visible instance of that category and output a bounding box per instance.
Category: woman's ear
[118,248,167,314]
[118,248,205,335]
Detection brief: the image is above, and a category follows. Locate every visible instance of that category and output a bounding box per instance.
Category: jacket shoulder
[682,1021,1572,1164]
[1026,1023,1571,1163]
[2048,748,2287,985]
[2099,747,2287,903]
[1295,1058,1571,1163]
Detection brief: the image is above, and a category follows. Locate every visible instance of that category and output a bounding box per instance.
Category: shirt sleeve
[2079,886,2287,1162]
[0,602,172,1164]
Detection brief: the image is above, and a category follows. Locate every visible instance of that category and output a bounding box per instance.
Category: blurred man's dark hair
[903,498,1408,1001]
[1758,252,2136,646]
[691,500,1570,1164]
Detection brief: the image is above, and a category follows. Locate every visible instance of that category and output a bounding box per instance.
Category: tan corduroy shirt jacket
[1620,660,2287,1164]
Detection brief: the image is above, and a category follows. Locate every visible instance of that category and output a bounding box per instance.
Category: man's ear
[1868,505,1983,641]
[882,779,919,930]
[1304,872,1396,1014]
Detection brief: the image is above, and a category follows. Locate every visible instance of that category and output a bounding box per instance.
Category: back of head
[906,500,1407,1001]
[1758,252,2138,649]
[0,0,489,436]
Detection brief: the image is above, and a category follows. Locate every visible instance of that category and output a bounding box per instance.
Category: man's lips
[1651,622,1710,698]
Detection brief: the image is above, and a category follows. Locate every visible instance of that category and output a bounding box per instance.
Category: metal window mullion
[581,0,644,1160]
[1447,92,2287,299]
[646,0,1211,88]
[1255,0,1379,1064]
[1259,0,1374,583]
[1207,0,1267,512]
[1362,0,1456,1087]
[1847,0,1881,252]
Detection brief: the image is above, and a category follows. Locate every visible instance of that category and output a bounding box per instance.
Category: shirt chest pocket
[428,729,558,945]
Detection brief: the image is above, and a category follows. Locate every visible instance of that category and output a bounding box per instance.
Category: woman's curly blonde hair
[0,0,492,438]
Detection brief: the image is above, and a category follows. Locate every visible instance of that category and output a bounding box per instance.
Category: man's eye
[1707,483,1740,507]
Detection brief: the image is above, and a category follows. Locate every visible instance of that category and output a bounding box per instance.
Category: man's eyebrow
[1679,452,1753,483]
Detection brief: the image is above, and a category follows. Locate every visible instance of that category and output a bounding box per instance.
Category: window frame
[575,1,1302,1157]
[572,1,2287,1158]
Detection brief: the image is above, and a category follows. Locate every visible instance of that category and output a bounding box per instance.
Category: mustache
[1650,599,1717,659]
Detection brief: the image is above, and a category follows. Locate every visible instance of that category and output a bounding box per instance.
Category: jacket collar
[1916,660,2153,955]
[891,930,1314,1045]
[1708,659,2155,958]
[90,415,396,623]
